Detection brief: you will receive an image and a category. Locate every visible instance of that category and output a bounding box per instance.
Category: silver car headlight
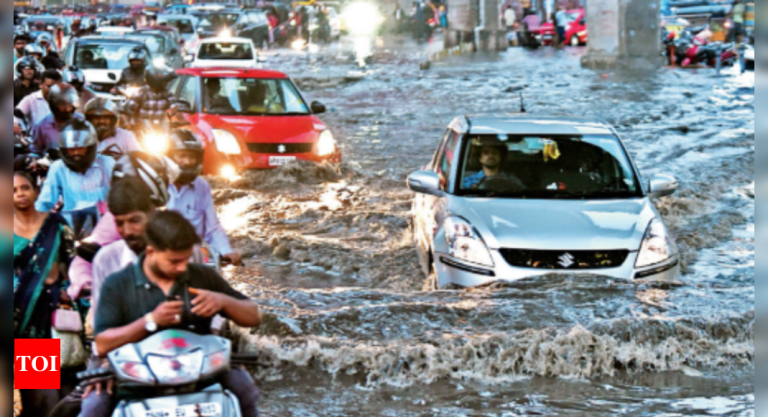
[444,217,494,268]
[147,350,204,385]
[636,219,675,268]
[212,129,241,155]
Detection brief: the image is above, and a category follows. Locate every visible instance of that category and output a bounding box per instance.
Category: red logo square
[14,339,61,390]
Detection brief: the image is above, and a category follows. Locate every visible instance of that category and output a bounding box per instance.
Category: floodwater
[209,36,755,416]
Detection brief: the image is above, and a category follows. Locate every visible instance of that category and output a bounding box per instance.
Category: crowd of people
[12,23,258,417]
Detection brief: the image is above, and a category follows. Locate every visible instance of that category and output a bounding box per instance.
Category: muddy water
[209,37,754,415]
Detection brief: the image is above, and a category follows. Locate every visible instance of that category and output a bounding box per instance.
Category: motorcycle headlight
[116,361,155,384]
[212,129,241,155]
[143,132,169,155]
[444,217,494,268]
[147,350,205,385]
[316,130,337,157]
[636,219,675,268]
[125,86,141,98]
[202,350,230,376]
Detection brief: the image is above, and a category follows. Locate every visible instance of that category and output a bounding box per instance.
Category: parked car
[408,115,680,289]
[169,67,340,175]
[538,8,587,46]
[61,36,153,100]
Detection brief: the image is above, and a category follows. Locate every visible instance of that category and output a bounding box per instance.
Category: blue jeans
[80,367,259,417]
[557,26,566,44]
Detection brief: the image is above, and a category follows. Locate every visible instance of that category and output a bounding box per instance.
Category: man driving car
[81,210,262,417]
[462,137,525,190]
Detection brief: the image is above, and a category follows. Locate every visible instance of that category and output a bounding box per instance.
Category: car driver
[462,137,525,190]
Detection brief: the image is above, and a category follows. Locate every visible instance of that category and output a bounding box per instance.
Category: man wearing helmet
[462,137,525,190]
[23,43,45,64]
[111,47,149,95]
[122,66,177,130]
[13,57,40,106]
[84,98,143,159]
[166,129,243,266]
[16,69,62,128]
[29,83,81,156]
[35,116,116,213]
[64,66,97,111]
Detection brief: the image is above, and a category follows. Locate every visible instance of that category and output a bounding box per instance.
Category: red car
[172,67,341,175]
[538,9,587,47]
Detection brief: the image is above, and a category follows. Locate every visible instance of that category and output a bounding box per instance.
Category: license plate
[269,156,297,166]
[543,35,553,39]
[143,403,221,417]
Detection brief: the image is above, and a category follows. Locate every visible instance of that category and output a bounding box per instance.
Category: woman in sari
[13,171,79,417]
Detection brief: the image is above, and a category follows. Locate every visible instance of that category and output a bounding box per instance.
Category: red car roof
[176,67,290,79]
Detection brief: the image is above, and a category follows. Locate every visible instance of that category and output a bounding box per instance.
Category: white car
[190,37,261,68]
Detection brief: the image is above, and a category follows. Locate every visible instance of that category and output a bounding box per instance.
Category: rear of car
[173,68,340,175]
[192,38,257,68]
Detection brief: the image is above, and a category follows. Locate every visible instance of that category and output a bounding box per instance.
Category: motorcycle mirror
[176,100,193,112]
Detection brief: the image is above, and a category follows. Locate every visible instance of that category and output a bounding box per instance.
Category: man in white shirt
[16,69,61,128]
[503,5,517,32]
[84,97,143,160]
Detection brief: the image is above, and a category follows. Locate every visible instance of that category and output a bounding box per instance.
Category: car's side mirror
[184,54,195,63]
[310,101,326,114]
[407,170,444,197]
[649,174,677,198]
[175,100,193,112]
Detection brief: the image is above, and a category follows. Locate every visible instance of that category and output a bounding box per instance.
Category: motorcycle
[78,330,255,417]
[664,31,737,67]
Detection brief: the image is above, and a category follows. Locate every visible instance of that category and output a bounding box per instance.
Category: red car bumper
[203,146,342,175]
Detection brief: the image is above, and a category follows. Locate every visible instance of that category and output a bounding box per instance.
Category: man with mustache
[83,98,142,160]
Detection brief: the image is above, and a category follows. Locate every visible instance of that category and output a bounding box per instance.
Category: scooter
[78,330,246,417]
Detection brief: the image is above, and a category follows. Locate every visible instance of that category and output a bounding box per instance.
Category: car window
[128,35,165,54]
[202,78,309,116]
[457,134,641,199]
[74,43,149,70]
[436,130,460,191]
[198,42,253,60]
[178,76,198,112]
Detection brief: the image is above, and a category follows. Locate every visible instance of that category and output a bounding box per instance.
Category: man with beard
[166,130,242,266]
[35,116,116,213]
[110,48,148,95]
[16,69,61,128]
[90,178,154,321]
[13,57,40,106]
[82,210,262,417]
[462,137,525,190]
[29,82,79,155]
[84,98,143,160]
[14,32,31,62]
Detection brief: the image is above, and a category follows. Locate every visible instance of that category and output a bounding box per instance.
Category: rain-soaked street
[208,36,754,416]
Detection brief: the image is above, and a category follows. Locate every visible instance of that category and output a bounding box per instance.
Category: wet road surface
[208,36,754,416]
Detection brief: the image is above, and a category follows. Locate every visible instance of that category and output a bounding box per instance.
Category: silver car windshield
[457,134,641,199]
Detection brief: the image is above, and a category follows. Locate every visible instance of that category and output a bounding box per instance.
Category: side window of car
[435,130,460,191]
[178,76,198,112]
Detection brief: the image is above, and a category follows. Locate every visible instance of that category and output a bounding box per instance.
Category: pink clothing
[68,211,121,299]
[98,128,143,159]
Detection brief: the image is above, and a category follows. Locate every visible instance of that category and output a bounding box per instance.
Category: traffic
[11,0,754,416]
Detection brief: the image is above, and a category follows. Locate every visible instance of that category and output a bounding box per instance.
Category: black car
[193,9,270,49]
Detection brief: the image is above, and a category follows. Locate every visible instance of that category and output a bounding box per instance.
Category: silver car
[408,115,681,289]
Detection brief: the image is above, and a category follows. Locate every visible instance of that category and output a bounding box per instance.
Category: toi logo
[14,339,61,390]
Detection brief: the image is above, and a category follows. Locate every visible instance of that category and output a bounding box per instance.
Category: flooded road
[209,36,754,416]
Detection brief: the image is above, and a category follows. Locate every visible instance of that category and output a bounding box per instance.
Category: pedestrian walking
[729,0,745,43]
[503,5,516,33]
[555,5,567,46]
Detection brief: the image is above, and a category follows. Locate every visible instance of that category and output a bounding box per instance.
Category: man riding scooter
[84,98,143,160]
[80,210,262,417]
[122,66,177,133]
[63,66,97,112]
[110,48,148,97]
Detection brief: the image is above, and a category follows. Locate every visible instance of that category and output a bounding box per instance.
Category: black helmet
[47,83,79,122]
[15,56,39,79]
[59,116,99,173]
[145,66,178,91]
[62,66,86,90]
[112,151,174,207]
[167,129,203,185]
[127,47,147,63]
[84,97,120,140]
